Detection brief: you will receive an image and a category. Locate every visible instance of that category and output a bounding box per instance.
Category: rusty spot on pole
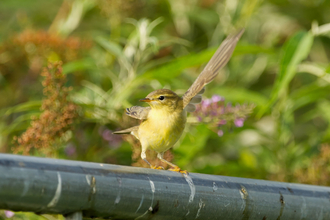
[174,199,179,208]
[240,186,248,199]
[277,192,285,220]
[241,185,251,219]
[279,193,284,205]
[151,200,160,214]
[287,187,293,194]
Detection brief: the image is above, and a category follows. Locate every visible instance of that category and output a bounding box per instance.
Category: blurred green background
[1,0,330,209]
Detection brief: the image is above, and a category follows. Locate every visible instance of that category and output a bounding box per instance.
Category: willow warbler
[114,29,244,173]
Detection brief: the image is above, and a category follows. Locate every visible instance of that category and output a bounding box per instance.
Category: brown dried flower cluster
[13,29,92,61]
[0,29,92,77]
[293,144,330,186]
[14,62,78,155]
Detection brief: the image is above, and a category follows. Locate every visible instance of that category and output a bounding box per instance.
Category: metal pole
[0,154,329,220]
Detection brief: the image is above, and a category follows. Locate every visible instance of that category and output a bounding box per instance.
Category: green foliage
[262,31,314,115]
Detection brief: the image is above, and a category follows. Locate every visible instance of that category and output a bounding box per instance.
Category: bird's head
[140,89,182,111]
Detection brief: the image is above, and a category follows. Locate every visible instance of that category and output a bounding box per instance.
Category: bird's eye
[158,96,165,101]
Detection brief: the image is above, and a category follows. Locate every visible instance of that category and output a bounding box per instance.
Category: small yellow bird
[114,29,244,173]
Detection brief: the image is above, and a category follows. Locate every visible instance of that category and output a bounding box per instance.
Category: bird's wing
[125,106,151,120]
[182,29,244,108]
[113,126,139,139]
[184,91,203,112]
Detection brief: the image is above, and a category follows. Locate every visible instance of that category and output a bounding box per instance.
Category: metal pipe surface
[0,153,329,220]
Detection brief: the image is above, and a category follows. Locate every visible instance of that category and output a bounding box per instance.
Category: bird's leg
[141,151,164,170]
[157,153,188,174]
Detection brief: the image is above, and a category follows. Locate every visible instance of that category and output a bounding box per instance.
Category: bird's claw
[168,166,189,175]
[151,165,165,170]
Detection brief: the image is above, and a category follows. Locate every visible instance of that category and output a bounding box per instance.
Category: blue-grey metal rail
[0,154,329,220]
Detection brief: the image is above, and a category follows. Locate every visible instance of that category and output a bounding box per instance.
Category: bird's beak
[139,98,151,102]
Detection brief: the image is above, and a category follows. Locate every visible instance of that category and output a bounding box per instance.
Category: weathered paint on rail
[0,154,329,220]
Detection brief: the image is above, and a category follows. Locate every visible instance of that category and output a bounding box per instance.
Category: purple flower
[5,211,14,218]
[226,103,232,111]
[234,118,244,127]
[211,95,224,103]
[217,130,224,137]
[102,129,113,141]
[218,119,227,125]
[65,144,76,156]
[210,110,218,116]
[201,99,211,108]
[192,94,254,137]
[102,129,122,148]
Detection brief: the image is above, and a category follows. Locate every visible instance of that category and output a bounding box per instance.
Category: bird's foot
[168,166,189,175]
[151,165,165,170]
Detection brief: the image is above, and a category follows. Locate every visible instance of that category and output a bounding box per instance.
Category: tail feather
[113,126,139,139]
[113,129,132,134]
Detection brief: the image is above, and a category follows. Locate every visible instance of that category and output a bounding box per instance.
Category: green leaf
[297,62,330,83]
[258,31,314,116]
[318,100,330,122]
[233,44,274,56]
[2,101,41,117]
[290,83,330,111]
[63,58,96,74]
[95,36,123,57]
[139,44,266,81]
[3,112,39,134]
[212,87,268,107]
[140,48,216,80]
[274,31,313,100]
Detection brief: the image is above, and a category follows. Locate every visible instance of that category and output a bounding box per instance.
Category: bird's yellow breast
[138,108,187,153]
